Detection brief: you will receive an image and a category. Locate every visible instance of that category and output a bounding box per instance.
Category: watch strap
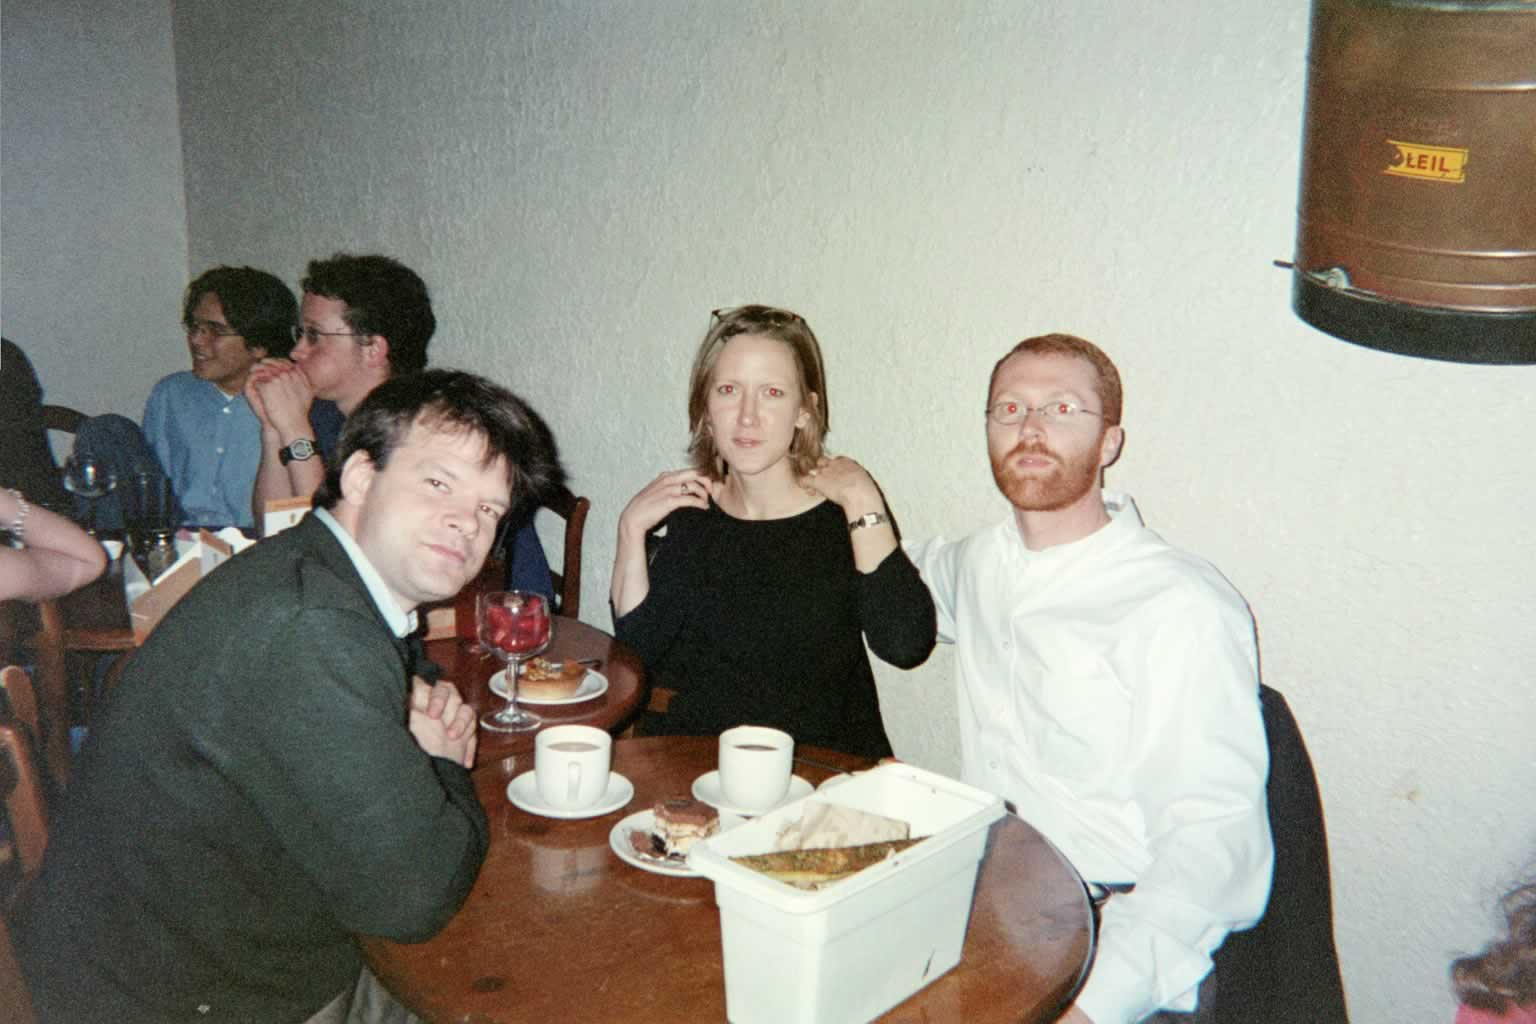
[848,512,890,533]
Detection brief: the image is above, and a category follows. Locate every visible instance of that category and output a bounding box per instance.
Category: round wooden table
[363,736,1094,1023]
[427,617,645,769]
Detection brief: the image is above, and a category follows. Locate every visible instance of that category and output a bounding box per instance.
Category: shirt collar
[1010,488,1144,565]
[312,507,418,638]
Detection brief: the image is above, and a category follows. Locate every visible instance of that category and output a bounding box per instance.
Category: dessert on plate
[518,656,587,700]
[629,797,720,861]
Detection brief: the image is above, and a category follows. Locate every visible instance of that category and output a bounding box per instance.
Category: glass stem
[504,657,522,719]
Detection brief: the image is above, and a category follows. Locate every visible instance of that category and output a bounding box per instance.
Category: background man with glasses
[248,252,433,520]
[63,266,305,531]
[138,265,300,529]
[247,252,553,597]
[907,333,1272,1024]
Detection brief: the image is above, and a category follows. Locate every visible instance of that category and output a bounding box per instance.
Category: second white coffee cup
[718,725,794,812]
[534,724,612,810]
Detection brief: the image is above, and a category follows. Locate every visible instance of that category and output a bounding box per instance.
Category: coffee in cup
[534,725,612,810]
[718,725,794,812]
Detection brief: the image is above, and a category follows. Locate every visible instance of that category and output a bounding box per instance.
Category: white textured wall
[9,1,1526,1019]
[0,0,188,417]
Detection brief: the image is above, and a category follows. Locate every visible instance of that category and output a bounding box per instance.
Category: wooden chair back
[26,604,73,790]
[39,404,85,435]
[0,671,50,904]
[544,485,590,620]
[0,669,39,751]
[0,911,35,1024]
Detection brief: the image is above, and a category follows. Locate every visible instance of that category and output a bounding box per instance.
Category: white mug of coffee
[718,725,794,812]
[534,725,612,810]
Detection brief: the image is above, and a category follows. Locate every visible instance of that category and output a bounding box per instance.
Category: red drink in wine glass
[478,590,550,733]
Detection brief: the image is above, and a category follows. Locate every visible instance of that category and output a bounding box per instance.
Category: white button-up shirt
[908,491,1272,1023]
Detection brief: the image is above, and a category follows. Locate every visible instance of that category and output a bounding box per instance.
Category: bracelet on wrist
[6,488,30,549]
[848,511,890,533]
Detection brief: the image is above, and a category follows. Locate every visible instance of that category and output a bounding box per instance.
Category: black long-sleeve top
[615,499,936,760]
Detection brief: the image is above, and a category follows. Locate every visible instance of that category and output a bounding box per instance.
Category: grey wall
[1,0,189,418]
[4,2,1533,1018]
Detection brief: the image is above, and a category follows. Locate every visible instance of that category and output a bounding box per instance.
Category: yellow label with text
[1384,140,1468,183]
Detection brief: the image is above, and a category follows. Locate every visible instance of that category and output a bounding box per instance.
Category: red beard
[989,439,1102,512]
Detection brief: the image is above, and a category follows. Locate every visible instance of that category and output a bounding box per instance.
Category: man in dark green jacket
[18,369,562,1022]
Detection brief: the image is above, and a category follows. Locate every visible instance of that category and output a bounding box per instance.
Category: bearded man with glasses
[906,334,1272,1024]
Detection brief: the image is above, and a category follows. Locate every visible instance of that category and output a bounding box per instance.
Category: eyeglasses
[985,399,1104,426]
[183,318,242,339]
[290,325,371,346]
[710,306,805,326]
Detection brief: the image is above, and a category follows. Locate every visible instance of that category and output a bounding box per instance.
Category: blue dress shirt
[142,372,263,529]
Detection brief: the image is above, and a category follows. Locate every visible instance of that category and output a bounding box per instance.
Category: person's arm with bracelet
[0,488,108,601]
[806,455,936,667]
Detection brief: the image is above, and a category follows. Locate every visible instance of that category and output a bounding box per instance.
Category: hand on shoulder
[804,456,882,514]
[619,469,718,541]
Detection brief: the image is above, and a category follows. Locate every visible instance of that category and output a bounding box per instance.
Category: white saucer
[609,810,702,878]
[491,668,609,706]
[691,771,813,817]
[506,770,634,820]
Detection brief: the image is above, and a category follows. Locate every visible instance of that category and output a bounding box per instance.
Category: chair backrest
[25,604,72,790]
[0,682,50,903]
[0,911,35,1024]
[1212,684,1349,1023]
[543,485,591,620]
[39,405,85,435]
[0,669,40,752]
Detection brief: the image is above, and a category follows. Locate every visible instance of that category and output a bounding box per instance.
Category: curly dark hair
[301,253,435,375]
[182,266,298,358]
[1453,881,1536,1013]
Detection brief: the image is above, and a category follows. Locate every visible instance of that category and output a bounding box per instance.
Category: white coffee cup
[718,725,794,812]
[534,725,612,810]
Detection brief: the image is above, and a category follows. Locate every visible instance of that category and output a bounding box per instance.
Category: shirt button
[222,406,231,414]
[216,447,224,454]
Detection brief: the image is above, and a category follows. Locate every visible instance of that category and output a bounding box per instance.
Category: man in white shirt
[907,333,1272,1024]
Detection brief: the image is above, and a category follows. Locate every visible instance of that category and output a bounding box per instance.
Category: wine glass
[478,590,551,733]
[62,456,117,535]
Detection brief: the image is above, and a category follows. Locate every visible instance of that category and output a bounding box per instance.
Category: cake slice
[649,797,720,857]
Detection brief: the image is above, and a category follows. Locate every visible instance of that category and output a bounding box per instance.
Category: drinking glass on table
[61,456,117,535]
[478,589,550,733]
[126,471,177,582]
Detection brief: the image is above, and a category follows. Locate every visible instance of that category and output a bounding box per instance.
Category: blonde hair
[685,305,828,481]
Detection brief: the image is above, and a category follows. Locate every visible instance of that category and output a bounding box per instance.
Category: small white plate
[506,770,634,820]
[609,810,702,878]
[691,770,814,817]
[491,668,609,705]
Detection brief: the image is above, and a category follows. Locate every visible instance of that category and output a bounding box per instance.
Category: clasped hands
[245,358,315,436]
[408,677,477,769]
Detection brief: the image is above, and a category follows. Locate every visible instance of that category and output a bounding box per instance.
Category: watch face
[282,439,317,464]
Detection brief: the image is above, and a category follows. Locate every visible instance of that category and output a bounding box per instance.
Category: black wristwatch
[279,438,318,465]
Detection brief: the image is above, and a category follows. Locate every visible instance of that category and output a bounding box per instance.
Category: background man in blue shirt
[140,265,299,529]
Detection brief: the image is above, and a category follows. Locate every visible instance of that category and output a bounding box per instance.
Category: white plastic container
[689,763,1006,1024]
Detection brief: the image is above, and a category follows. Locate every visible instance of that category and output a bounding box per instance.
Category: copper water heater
[1293,0,1536,363]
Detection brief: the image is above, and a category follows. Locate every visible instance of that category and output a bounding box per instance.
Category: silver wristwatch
[279,438,318,465]
[847,512,890,533]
